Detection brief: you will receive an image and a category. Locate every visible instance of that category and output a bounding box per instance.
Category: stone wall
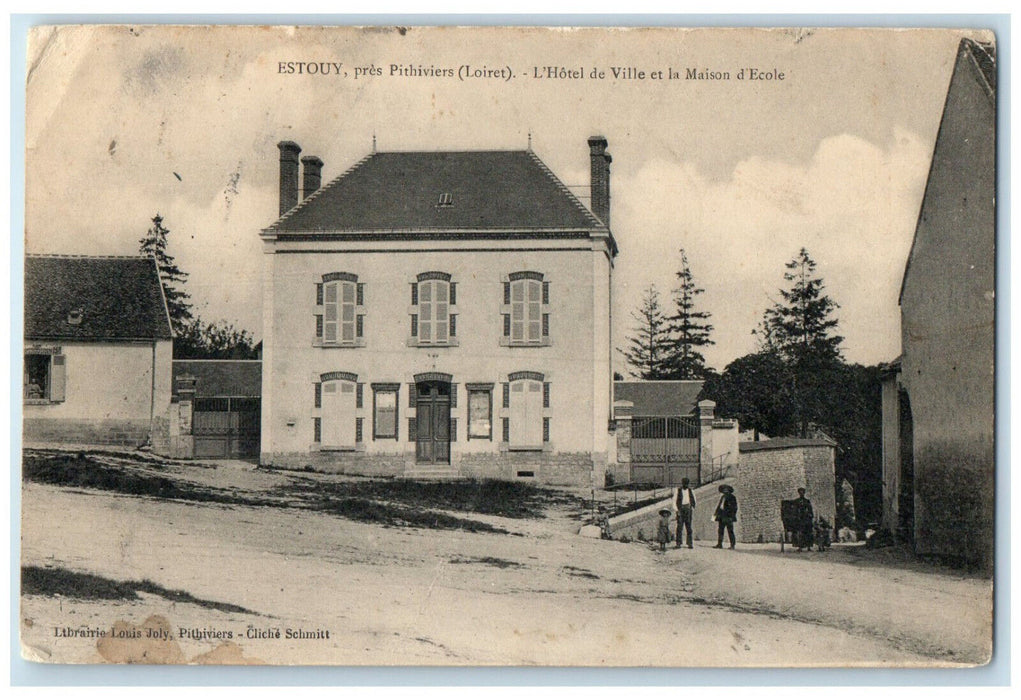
[735,440,837,544]
[23,418,151,448]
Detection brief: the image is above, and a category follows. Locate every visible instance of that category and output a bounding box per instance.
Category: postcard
[20,24,995,666]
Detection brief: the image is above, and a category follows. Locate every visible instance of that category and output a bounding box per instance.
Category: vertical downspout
[150,340,157,445]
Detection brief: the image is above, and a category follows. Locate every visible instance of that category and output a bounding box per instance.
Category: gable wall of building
[899,49,995,568]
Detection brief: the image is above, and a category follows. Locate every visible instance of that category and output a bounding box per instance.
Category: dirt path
[19,475,993,667]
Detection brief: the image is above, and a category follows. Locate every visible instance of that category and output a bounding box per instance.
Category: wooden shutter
[50,354,66,402]
[316,283,324,305]
[449,282,457,305]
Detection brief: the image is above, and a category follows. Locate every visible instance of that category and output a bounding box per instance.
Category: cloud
[612,128,931,371]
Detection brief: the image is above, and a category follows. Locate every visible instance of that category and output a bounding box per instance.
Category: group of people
[655,478,739,551]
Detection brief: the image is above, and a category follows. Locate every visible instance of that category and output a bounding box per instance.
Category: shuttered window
[318,275,364,346]
[320,378,357,449]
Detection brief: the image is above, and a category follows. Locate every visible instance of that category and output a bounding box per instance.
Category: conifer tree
[665,249,714,379]
[620,285,672,379]
[139,213,192,336]
[757,247,844,436]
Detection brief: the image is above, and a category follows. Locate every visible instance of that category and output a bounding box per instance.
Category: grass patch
[288,477,581,519]
[449,556,525,569]
[308,496,507,533]
[21,566,254,614]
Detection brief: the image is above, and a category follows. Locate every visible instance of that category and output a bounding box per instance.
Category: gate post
[611,400,633,487]
[698,400,715,486]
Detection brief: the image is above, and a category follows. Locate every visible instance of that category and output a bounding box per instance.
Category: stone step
[401,467,462,480]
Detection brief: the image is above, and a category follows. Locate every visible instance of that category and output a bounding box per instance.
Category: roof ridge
[266,152,376,231]
[525,150,605,229]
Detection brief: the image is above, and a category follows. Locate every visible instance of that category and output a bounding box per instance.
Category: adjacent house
[881,38,996,568]
[23,255,174,448]
[259,136,617,486]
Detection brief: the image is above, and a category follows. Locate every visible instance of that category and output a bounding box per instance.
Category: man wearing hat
[793,487,814,551]
[674,477,696,549]
[713,484,738,549]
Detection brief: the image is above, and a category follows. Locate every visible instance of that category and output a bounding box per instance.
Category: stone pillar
[174,375,197,458]
[611,399,634,487]
[698,400,716,485]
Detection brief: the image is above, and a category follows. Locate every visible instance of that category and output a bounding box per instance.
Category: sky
[23,25,988,372]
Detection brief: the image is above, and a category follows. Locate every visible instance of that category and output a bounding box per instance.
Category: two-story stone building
[259,136,617,486]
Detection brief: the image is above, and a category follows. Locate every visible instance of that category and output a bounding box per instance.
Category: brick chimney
[588,135,611,226]
[301,155,324,200]
[277,141,301,216]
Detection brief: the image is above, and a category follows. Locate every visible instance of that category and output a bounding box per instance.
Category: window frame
[316,371,359,451]
[506,371,545,451]
[501,272,551,347]
[315,273,365,348]
[408,272,458,347]
[23,347,64,404]
[466,383,494,441]
[371,383,401,441]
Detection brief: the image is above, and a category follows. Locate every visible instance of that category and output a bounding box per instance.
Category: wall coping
[739,437,837,453]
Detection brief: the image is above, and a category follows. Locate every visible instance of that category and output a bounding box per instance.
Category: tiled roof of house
[25,255,173,341]
[266,150,605,233]
[173,360,262,398]
[614,380,704,417]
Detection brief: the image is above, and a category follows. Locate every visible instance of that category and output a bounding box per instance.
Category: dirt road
[19,462,992,667]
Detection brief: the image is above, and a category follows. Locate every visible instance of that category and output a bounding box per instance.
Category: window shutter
[503,282,511,305]
[450,282,457,305]
[543,382,550,408]
[543,417,550,443]
[450,314,456,338]
[408,417,417,441]
[356,383,364,408]
[450,418,457,443]
[411,283,418,305]
[316,283,324,305]
[315,315,323,340]
[502,382,510,408]
[502,417,510,443]
[503,315,510,337]
[356,315,364,339]
[411,314,418,337]
[314,382,322,408]
[450,383,458,408]
[409,383,417,408]
[542,314,550,338]
[356,417,363,443]
[542,281,550,305]
[313,417,322,443]
[50,354,66,402]
[356,283,364,306]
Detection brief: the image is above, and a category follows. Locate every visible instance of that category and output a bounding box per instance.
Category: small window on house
[503,272,549,346]
[437,192,453,207]
[316,274,364,347]
[411,273,456,346]
[467,386,493,440]
[24,351,65,402]
[373,385,399,440]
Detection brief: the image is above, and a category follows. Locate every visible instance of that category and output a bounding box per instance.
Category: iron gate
[630,415,700,486]
[192,397,261,459]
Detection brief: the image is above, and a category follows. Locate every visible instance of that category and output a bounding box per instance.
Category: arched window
[507,371,546,450]
[315,273,364,346]
[410,272,457,346]
[317,371,358,449]
[502,272,550,346]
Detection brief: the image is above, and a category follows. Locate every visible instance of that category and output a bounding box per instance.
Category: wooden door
[416,381,450,464]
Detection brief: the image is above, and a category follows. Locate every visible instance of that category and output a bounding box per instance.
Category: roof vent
[67,308,83,325]
[437,192,453,207]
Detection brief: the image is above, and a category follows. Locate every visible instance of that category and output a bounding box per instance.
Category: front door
[416,381,450,464]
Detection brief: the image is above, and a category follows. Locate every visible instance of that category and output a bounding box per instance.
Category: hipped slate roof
[173,360,262,398]
[25,255,173,341]
[614,380,704,417]
[267,150,605,233]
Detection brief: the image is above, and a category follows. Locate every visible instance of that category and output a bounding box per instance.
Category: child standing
[656,508,673,551]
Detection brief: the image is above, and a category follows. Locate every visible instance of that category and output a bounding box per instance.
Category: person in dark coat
[674,477,696,549]
[793,488,814,551]
[713,484,738,549]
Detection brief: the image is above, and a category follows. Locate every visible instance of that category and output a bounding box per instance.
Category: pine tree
[139,214,192,335]
[665,249,714,379]
[620,285,672,379]
[757,248,844,436]
[759,247,843,364]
